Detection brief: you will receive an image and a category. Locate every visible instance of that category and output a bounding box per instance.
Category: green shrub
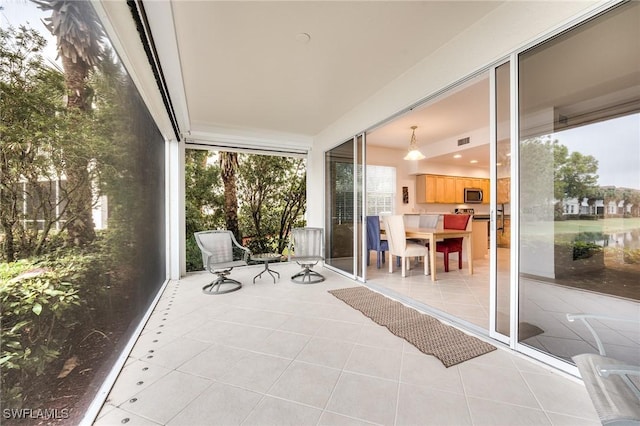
[186,235,204,271]
[572,241,602,261]
[0,254,101,407]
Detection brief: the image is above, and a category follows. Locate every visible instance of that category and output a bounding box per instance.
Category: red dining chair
[436,214,471,272]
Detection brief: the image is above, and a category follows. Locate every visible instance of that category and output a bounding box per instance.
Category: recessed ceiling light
[470,160,478,164]
[506,153,511,157]
[453,154,462,159]
[295,33,311,44]
[496,162,503,166]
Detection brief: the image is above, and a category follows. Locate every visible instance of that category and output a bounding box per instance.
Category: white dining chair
[383,215,429,277]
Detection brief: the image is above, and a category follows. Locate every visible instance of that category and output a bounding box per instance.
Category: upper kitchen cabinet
[478,178,490,204]
[436,176,456,203]
[497,177,510,204]
[416,174,436,203]
[454,177,490,204]
[455,178,472,203]
[417,174,487,204]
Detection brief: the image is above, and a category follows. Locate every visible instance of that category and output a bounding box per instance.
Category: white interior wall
[307,1,601,228]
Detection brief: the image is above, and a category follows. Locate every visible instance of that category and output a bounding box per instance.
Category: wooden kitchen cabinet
[455,178,472,203]
[436,176,456,203]
[416,174,437,203]
[417,174,489,204]
[417,174,453,203]
[497,177,510,204]
[477,179,490,204]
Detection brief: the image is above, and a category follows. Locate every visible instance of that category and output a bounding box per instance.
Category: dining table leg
[466,235,473,274]
[429,234,436,281]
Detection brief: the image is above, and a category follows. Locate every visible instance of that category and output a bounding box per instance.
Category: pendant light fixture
[403,125,425,160]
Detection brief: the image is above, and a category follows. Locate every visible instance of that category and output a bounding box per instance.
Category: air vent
[457,137,470,146]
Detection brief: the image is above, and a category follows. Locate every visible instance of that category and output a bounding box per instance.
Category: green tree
[33,0,105,247]
[219,151,241,242]
[184,150,223,270]
[238,155,306,254]
[520,136,599,219]
[556,148,599,202]
[0,26,68,261]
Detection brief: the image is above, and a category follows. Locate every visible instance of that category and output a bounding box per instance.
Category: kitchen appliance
[464,187,483,203]
[454,208,475,214]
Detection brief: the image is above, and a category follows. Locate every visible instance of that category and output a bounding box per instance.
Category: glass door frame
[489,59,511,345]
[323,133,367,282]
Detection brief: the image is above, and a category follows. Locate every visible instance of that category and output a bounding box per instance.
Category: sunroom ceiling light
[403,126,426,160]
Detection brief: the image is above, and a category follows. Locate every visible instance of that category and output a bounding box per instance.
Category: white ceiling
[366,74,490,149]
[158,1,503,143]
[142,1,637,170]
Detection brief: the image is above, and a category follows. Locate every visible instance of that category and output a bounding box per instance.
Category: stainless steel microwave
[464,187,483,203]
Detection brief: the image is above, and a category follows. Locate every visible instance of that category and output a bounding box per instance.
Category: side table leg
[267,266,280,284]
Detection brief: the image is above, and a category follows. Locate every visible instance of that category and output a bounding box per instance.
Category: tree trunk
[0,166,17,261]
[220,152,241,242]
[61,55,95,246]
[1,217,15,262]
[64,157,95,246]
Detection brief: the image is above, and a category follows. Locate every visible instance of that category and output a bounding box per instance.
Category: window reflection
[518,1,639,365]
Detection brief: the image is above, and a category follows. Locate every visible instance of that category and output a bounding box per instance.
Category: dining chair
[410,214,440,247]
[436,214,471,272]
[366,216,389,269]
[383,215,429,277]
[419,214,440,229]
[194,230,251,294]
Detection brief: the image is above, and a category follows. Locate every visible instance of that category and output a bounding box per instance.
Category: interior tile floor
[95,262,600,425]
[366,250,640,367]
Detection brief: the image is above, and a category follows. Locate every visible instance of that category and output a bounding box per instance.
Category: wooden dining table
[404,227,473,281]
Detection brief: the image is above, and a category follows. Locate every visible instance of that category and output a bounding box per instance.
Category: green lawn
[554,217,640,235]
[522,217,640,239]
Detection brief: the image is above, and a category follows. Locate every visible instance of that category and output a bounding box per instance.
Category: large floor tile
[94,407,161,425]
[521,370,599,420]
[176,344,251,380]
[344,344,402,381]
[257,329,311,359]
[242,396,323,426]
[217,351,292,393]
[141,336,210,370]
[467,397,551,426]
[356,323,406,351]
[314,319,364,342]
[459,361,539,408]
[119,370,211,424]
[317,411,378,426]
[166,382,262,425]
[295,336,355,369]
[400,352,465,394]
[326,372,398,425]
[267,361,341,408]
[105,360,172,406]
[396,382,472,426]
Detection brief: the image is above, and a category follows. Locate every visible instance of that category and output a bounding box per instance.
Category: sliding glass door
[516,1,639,367]
[489,61,512,344]
[325,134,366,280]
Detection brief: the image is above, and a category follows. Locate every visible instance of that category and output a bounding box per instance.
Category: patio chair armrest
[566,313,637,356]
[597,364,640,379]
[228,233,252,262]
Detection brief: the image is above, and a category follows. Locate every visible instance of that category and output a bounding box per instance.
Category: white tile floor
[95,261,601,425]
[366,250,640,366]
